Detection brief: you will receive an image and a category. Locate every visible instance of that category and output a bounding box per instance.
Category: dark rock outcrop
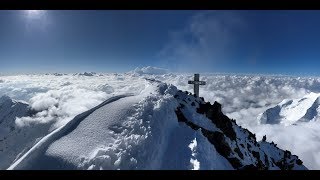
[173,90,307,170]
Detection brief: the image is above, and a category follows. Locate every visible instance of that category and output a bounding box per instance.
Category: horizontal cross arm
[188,81,206,85]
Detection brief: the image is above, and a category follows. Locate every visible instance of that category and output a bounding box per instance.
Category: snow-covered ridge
[0,95,31,128]
[259,92,320,125]
[6,80,307,170]
[8,81,180,170]
[1,73,319,169]
[174,90,306,170]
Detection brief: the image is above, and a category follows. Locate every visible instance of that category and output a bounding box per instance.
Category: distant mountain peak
[73,72,97,76]
[260,92,320,125]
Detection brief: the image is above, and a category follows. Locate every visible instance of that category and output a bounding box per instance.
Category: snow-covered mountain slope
[0,95,30,126]
[0,95,38,169]
[174,90,306,170]
[259,92,320,125]
[8,81,307,170]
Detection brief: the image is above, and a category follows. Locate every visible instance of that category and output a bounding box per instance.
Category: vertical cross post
[188,73,206,97]
[193,74,200,97]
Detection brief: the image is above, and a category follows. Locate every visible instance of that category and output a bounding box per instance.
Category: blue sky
[1,10,320,75]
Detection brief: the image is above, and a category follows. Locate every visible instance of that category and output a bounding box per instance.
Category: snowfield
[259,92,320,125]
[7,80,306,170]
[0,68,319,169]
[8,81,237,170]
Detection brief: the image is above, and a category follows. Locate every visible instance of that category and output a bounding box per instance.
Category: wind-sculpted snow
[8,94,134,170]
[1,69,320,169]
[9,82,185,170]
[0,73,147,169]
[8,81,306,170]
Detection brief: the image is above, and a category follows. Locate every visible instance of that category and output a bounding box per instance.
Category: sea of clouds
[1,70,320,169]
[155,73,320,170]
[0,73,147,129]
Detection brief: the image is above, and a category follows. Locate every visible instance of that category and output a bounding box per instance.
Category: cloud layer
[155,73,320,169]
[1,74,147,129]
[132,66,169,75]
[2,72,320,169]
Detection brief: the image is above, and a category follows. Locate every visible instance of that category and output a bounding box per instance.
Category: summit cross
[188,73,206,97]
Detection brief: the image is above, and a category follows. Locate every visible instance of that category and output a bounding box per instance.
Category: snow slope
[259,92,320,125]
[0,95,38,169]
[0,95,30,127]
[8,94,135,170]
[174,90,306,170]
[8,80,306,170]
[9,81,186,170]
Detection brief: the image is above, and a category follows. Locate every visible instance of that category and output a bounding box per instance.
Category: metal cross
[188,73,206,97]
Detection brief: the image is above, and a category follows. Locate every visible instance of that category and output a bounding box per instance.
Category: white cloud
[157,74,315,126]
[16,87,107,128]
[132,66,169,75]
[253,122,320,170]
[0,74,147,129]
[158,11,246,72]
[16,115,54,127]
[156,73,320,169]
[30,93,59,111]
[2,71,320,169]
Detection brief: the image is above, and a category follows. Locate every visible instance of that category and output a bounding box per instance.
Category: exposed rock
[173,90,307,170]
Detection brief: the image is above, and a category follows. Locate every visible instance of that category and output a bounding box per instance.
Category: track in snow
[8,93,137,170]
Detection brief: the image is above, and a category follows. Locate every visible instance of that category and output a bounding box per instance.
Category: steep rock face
[174,90,306,170]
